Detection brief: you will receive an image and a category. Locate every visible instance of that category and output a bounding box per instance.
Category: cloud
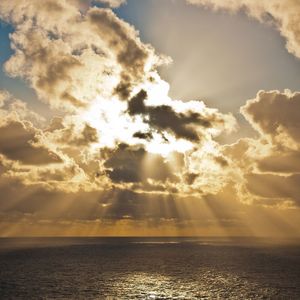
[128,89,235,142]
[186,0,300,59]
[48,120,99,147]
[257,151,300,173]
[0,0,299,237]
[220,90,300,208]
[133,131,153,141]
[128,90,208,141]
[0,119,61,165]
[0,89,44,125]
[94,0,127,8]
[104,143,182,184]
[0,90,10,108]
[87,8,157,99]
[246,173,300,207]
[0,0,159,110]
[241,90,300,148]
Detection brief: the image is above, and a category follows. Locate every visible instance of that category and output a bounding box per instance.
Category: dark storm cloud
[133,131,153,141]
[0,120,61,165]
[128,89,147,114]
[104,143,181,183]
[147,105,210,141]
[104,144,144,183]
[128,90,212,141]
[114,75,133,100]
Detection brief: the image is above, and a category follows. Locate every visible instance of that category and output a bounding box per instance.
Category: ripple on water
[0,238,299,299]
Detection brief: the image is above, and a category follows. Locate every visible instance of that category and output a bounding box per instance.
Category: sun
[81,87,195,157]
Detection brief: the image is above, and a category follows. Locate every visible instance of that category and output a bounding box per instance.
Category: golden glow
[0,0,299,239]
[81,92,195,156]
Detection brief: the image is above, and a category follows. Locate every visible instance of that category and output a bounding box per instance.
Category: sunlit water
[0,237,299,299]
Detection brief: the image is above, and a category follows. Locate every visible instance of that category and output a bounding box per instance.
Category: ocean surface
[0,237,299,299]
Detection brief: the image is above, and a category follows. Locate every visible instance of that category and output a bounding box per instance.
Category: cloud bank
[0,0,299,236]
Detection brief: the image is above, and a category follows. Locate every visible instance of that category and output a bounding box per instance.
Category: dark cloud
[104,144,144,183]
[128,89,147,114]
[104,143,181,184]
[214,155,229,167]
[184,172,199,185]
[0,120,62,165]
[148,105,210,141]
[114,76,133,100]
[133,131,153,141]
[128,90,212,141]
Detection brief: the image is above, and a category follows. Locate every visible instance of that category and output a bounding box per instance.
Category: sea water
[0,237,299,299]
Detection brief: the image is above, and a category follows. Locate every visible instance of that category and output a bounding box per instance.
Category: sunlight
[81,95,148,148]
[81,93,195,157]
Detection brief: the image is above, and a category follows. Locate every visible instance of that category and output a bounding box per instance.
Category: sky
[0,0,299,238]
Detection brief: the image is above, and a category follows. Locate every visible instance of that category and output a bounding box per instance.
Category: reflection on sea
[0,237,299,299]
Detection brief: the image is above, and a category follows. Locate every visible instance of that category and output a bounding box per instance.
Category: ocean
[0,237,299,299]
